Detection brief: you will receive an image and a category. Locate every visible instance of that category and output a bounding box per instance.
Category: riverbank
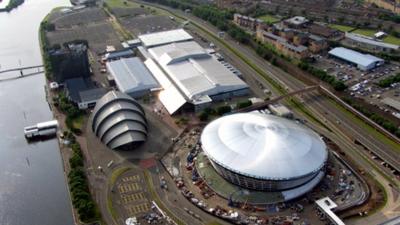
[0,0,75,223]
[0,0,24,12]
[39,7,103,224]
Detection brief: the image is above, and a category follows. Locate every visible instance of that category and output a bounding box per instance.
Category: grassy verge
[257,14,280,24]
[327,98,400,152]
[351,28,400,45]
[110,167,131,185]
[383,35,400,46]
[106,167,131,222]
[107,195,118,221]
[71,114,85,130]
[143,170,185,225]
[105,0,139,8]
[103,6,133,40]
[352,28,376,37]
[137,1,331,132]
[329,24,355,32]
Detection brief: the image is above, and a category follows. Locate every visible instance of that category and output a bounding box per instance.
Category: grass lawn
[383,36,400,45]
[258,14,280,24]
[329,24,355,32]
[351,28,400,45]
[352,28,376,37]
[71,114,85,130]
[105,0,140,8]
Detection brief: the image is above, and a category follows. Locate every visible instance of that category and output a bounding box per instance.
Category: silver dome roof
[201,113,328,180]
[91,91,147,150]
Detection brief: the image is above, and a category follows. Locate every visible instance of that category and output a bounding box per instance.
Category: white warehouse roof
[148,41,248,101]
[138,29,193,48]
[201,113,328,180]
[106,57,159,96]
[144,58,187,114]
[329,47,384,69]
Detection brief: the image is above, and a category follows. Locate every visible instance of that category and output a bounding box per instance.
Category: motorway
[133,1,400,223]
[138,2,400,177]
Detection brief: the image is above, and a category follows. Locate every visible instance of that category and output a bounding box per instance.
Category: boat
[24,120,58,139]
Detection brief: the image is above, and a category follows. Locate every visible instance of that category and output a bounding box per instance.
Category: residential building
[233,13,263,31]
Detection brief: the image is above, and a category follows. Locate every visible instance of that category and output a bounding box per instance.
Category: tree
[198,112,209,121]
[237,100,252,109]
[217,106,232,115]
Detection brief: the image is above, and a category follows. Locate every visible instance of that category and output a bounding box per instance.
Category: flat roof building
[284,16,309,28]
[328,47,384,71]
[345,33,399,53]
[138,29,193,48]
[145,40,248,114]
[64,78,107,109]
[78,88,108,109]
[104,49,135,61]
[268,103,293,118]
[382,97,400,112]
[106,57,160,98]
[315,197,345,225]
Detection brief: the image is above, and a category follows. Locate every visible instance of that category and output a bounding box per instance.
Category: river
[0,0,74,225]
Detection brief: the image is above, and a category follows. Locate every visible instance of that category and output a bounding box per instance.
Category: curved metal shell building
[201,113,328,191]
[91,91,147,150]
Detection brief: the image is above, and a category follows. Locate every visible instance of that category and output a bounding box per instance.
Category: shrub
[217,105,232,115]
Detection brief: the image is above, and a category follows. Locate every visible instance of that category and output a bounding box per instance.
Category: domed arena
[200,113,328,192]
[91,91,147,150]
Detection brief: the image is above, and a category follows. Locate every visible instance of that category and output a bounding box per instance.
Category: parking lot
[47,8,122,54]
[112,170,174,224]
[313,54,400,114]
[120,15,178,35]
[160,127,368,225]
[49,7,108,28]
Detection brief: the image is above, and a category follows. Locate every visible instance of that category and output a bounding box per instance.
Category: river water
[0,0,74,225]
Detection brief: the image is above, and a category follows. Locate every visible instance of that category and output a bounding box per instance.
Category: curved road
[132,1,400,224]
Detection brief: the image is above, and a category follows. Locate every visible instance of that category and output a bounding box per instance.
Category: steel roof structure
[138,29,193,48]
[148,41,248,101]
[329,47,384,69]
[106,57,159,97]
[201,113,328,180]
[91,91,147,150]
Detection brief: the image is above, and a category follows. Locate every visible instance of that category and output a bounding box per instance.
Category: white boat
[24,120,58,139]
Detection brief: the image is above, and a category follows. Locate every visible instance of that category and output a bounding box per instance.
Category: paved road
[144,2,400,175]
[132,1,400,223]
[149,163,231,225]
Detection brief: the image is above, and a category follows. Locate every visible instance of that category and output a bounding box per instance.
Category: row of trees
[198,100,252,121]
[189,4,346,91]
[198,105,232,121]
[143,0,195,10]
[378,73,400,88]
[40,13,98,223]
[298,61,347,91]
[53,93,83,134]
[192,5,251,44]
[39,20,54,79]
[343,98,400,137]
[1,0,25,12]
[66,134,98,222]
